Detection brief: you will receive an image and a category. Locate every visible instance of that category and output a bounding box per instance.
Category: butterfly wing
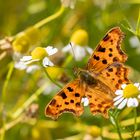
[85,27,130,117]
[87,27,127,72]
[85,81,114,118]
[98,62,130,92]
[45,79,84,120]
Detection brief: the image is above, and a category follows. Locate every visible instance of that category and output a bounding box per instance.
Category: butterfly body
[45,27,130,120]
[79,69,97,85]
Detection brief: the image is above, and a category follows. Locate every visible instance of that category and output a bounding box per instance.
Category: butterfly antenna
[69,42,77,67]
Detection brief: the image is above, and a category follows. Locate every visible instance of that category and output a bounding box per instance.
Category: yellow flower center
[123,84,139,98]
[70,29,88,46]
[31,47,47,60]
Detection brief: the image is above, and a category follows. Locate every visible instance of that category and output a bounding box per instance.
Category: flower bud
[70,29,88,46]
[31,47,47,60]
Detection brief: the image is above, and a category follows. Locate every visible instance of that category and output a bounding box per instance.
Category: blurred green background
[0,0,140,140]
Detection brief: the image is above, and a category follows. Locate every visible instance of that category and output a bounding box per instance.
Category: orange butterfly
[45,27,130,120]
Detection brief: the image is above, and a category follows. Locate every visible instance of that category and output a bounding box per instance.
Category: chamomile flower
[20,46,58,67]
[62,29,93,61]
[114,83,140,109]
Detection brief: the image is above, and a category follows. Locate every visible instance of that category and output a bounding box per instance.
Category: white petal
[117,98,127,109]
[43,57,54,67]
[115,90,123,95]
[130,98,139,107]
[113,95,123,101]
[127,98,133,107]
[121,84,127,89]
[20,56,32,62]
[86,47,93,55]
[74,45,86,61]
[81,97,89,106]
[45,46,58,56]
[138,87,140,90]
[62,44,72,52]
[14,62,27,70]
[138,94,140,99]
[114,97,124,106]
[24,59,39,65]
[26,65,40,73]
[134,83,140,88]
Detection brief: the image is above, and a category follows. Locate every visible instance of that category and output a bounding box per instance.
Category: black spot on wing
[108,68,113,72]
[97,45,106,52]
[103,34,110,41]
[60,92,67,99]
[67,87,73,92]
[50,99,56,105]
[93,55,100,60]
[75,93,80,97]
[109,53,113,57]
[109,48,113,52]
[76,102,80,107]
[113,57,119,62]
[70,100,74,103]
[102,59,107,64]
[65,102,69,105]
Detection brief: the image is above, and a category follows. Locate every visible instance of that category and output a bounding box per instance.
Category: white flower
[14,46,58,73]
[14,61,40,73]
[81,97,89,106]
[62,43,93,61]
[114,83,140,109]
[20,46,58,67]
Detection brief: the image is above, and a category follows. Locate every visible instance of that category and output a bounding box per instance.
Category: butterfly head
[79,70,97,85]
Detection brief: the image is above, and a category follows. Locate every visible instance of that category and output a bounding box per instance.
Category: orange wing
[85,27,130,118]
[85,81,114,118]
[85,63,130,118]
[45,79,84,120]
[87,27,127,72]
[99,62,130,92]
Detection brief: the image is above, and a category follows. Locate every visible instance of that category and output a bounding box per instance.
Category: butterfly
[45,27,130,120]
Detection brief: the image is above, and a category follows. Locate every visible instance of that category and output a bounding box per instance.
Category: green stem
[110,112,123,140]
[115,118,123,140]
[0,116,6,140]
[0,62,14,140]
[41,65,62,88]
[1,62,14,101]
[0,116,22,135]
[132,108,137,139]
[12,83,47,119]
[34,5,65,29]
